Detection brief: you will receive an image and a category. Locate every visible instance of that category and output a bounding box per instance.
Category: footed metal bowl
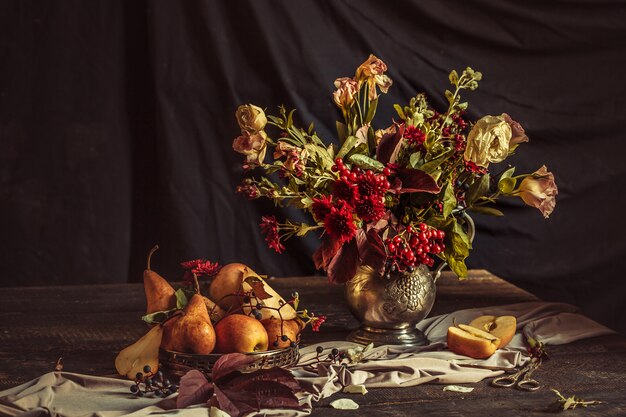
[159,345,300,378]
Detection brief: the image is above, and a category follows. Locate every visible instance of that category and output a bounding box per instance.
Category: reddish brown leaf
[361,228,387,274]
[211,353,257,382]
[375,123,405,164]
[243,276,272,300]
[215,380,302,417]
[327,239,359,284]
[177,369,213,409]
[395,168,441,194]
[220,367,302,392]
[312,237,342,270]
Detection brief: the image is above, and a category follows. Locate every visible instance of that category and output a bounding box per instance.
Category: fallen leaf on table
[210,353,305,417]
[549,388,602,411]
[330,398,359,410]
[177,369,213,409]
[343,384,368,395]
[443,385,474,393]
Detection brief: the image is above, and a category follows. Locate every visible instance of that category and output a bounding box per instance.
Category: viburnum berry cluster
[383,223,445,275]
[232,55,557,284]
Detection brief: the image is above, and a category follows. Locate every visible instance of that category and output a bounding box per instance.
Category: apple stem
[147,245,159,270]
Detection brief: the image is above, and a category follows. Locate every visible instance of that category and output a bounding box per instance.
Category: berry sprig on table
[129,365,178,398]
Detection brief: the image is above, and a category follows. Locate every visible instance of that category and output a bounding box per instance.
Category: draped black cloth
[1,0,625,332]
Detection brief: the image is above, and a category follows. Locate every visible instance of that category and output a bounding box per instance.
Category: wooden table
[1,270,625,415]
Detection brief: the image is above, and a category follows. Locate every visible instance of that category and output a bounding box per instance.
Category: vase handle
[433,211,475,283]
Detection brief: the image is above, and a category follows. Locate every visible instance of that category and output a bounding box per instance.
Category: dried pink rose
[232,131,268,167]
[502,113,529,146]
[518,165,558,218]
[333,77,359,109]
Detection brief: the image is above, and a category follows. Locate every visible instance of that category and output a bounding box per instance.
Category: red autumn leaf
[360,228,387,274]
[243,276,272,300]
[176,369,213,409]
[215,380,302,417]
[219,367,302,392]
[375,122,405,164]
[312,236,342,270]
[211,353,257,382]
[326,238,359,284]
[395,168,441,194]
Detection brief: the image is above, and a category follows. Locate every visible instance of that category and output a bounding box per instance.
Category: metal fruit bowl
[159,345,300,378]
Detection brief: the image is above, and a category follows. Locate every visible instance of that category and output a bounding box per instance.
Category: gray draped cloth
[0,302,615,417]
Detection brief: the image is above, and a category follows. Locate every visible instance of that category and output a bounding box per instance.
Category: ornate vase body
[345,264,436,346]
[345,213,475,346]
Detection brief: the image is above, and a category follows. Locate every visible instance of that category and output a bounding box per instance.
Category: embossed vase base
[347,325,429,347]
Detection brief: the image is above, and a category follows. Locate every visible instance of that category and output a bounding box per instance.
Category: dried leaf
[221,367,302,392]
[375,123,404,164]
[395,168,441,194]
[243,276,272,300]
[327,239,359,284]
[177,370,213,408]
[215,380,301,417]
[330,398,359,410]
[343,384,368,395]
[443,385,474,393]
[211,353,257,382]
[312,237,342,270]
[54,357,63,372]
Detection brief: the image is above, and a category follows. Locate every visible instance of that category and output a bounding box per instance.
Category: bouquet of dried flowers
[233,55,557,283]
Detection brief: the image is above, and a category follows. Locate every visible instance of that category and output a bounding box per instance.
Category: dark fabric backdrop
[1,0,625,333]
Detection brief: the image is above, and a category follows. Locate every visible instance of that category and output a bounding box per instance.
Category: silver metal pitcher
[345,213,475,346]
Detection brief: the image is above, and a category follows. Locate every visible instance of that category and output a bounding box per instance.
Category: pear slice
[115,325,163,379]
[447,325,500,359]
[469,315,517,348]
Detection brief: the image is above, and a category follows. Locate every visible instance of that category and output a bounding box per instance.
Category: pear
[209,263,296,320]
[170,294,216,354]
[115,325,163,379]
[203,295,227,323]
[143,245,176,314]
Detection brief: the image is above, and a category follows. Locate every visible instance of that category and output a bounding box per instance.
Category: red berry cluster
[384,223,446,273]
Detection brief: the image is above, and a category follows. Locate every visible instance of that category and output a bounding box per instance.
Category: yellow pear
[143,245,176,314]
[203,295,227,322]
[209,263,296,320]
[115,325,163,379]
[170,294,216,354]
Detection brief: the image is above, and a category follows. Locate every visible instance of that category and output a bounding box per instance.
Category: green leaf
[409,152,422,169]
[393,104,406,120]
[337,135,363,160]
[497,177,516,194]
[469,206,504,216]
[420,149,454,174]
[445,90,454,104]
[300,197,313,208]
[296,224,319,236]
[500,166,515,180]
[336,121,348,143]
[449,70,459,85]
[141,308,177,325]
[175,288,188,310]
[466,173,490,204]
[365,98,378,124]
[286,109,296,129]
[442,182,456,218]
[349,154,385,171]
[308,122,315,135]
